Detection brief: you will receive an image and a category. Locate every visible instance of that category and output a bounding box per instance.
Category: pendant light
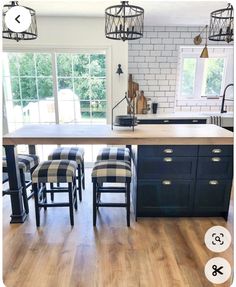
[105,1,144,41]
[2,1,37,42]
[209,3,233,43]
[193,25,209,58]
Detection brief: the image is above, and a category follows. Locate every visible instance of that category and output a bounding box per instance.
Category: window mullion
[52,52,59,124]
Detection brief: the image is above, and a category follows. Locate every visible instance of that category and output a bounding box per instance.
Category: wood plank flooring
[3,169,233,287]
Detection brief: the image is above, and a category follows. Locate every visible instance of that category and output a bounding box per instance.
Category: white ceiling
[4,0,228,26]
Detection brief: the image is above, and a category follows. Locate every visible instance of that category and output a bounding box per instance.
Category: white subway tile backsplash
[128,25,226,112]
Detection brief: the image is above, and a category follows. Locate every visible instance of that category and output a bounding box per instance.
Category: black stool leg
[93,182,97,226]
[68,182,74,226]
[33,183,40,227]
[50,183,54,201]
[20,169,29,214]
[82,160,85,190]
[43,183,47,211]
[78,165,82,202]
[73,177,78,210]
[126,183,130,227]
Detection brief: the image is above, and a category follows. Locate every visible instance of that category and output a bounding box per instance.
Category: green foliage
[5,52,106,119]
[182,58,196,97]
[205,58,224,96]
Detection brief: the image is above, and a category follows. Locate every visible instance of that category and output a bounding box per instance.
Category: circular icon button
[5,6,31,33]
[205,257,231,284]
[205,226,231,253]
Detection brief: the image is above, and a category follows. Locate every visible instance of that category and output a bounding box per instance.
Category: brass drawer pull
[163,120,169,123]
[162,180,172,185]
[209,180,219,185]
[212,148,222,154]
[163,157,172,162]
[192,119,198,123]
[163,148,173,154]
[211,157,221,162]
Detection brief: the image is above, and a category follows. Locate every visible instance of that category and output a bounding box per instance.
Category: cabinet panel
[194,180,232,211]
[197,157,233,179]
[137,180,194,212]
[138,145,198,157]
[138,157,197,179]
[199,145,233,157]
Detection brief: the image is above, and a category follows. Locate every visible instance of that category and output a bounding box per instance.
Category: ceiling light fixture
[2,1,37,42]
[105,1,144,41]
[209,3,233,43]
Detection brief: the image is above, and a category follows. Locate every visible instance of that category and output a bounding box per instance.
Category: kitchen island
[3,124,233,223]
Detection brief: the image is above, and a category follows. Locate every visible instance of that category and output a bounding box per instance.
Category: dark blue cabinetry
[134,145,233,220]
[138,119,207,125]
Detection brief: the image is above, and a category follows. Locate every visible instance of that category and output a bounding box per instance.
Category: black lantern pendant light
[2,1,37,42]
[105,1,144,41]
[209,3,233,43]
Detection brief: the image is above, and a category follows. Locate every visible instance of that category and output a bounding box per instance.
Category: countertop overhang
[3,124,233,145]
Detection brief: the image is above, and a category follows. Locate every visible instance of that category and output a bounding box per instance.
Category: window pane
[19,53,35,76]
[73,54,89,77]
[8,54,19,76]
[36,54,52,76]
[204,58,224,96]
[20,77,37,102]
[91,78,106,100]
[56,54,72,76]
[74,78,90,100]
[91,101,106,119]
[3,77,20,100]
[58,101,75,123]
[181,58,196,97]
[38,101,55,123]
[90,54,106,77]
[38,78,53,99]
[22,101,40,122]
[80,101,91,119]
[58,78,73,91]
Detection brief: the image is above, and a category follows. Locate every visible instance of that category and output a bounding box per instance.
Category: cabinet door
[199,145,233,157]
[194,180,232,211]
[138,157,197,179]
[137,180,194,216]
[138,145,198,157]
[197,157,233,179]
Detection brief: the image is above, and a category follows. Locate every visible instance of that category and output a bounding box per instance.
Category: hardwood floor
[3,169,233,287]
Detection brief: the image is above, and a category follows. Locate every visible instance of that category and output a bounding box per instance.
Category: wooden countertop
[3,124,233,145]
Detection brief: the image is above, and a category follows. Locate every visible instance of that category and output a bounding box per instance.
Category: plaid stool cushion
[48,147,84,165]
[32,160,77,183]
[96,147,130,161]
[92,160,131,183]
[2,154,39,172]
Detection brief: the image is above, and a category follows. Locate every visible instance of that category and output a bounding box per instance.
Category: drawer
[199,145,233,156]
[138,119,206,124]
[138,157,197,179]
[197,157,233,179]
[138,179,194,209]
[138,145,198,157]
[194,180,232,211]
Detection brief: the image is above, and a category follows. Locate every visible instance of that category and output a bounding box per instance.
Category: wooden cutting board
[128,74,139,114]
[136,90,147,114]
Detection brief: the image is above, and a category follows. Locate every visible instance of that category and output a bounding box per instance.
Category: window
[3,51,107,162]
[178,47,233,99]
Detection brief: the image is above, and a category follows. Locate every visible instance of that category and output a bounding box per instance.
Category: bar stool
[48,147,85,201]
[2,154,39,214]
[32,160,77,227]
[91,160,132,226]
[96,147,131,162]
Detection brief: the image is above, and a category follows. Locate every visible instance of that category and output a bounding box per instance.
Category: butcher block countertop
[3,124,233,145]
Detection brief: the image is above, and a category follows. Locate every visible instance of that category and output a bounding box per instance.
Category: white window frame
[177,46,233,100]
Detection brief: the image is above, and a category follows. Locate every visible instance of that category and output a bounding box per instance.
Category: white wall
[3,16,129,123]
[129,26,233,113]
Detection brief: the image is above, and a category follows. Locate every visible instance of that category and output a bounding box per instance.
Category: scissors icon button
[212,265,224,276]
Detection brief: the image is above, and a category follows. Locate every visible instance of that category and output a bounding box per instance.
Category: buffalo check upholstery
[48,147,84,165]
[92,160,131,184]
[32,160,77,183]
[96,147,130,162]
[3,154,39,172]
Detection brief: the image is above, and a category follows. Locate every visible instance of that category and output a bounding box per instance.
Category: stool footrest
[38,202,71,207]
[97,203,127,207]
[98,187,126,193]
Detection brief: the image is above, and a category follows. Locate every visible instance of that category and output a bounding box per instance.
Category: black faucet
[220,83,234,113]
